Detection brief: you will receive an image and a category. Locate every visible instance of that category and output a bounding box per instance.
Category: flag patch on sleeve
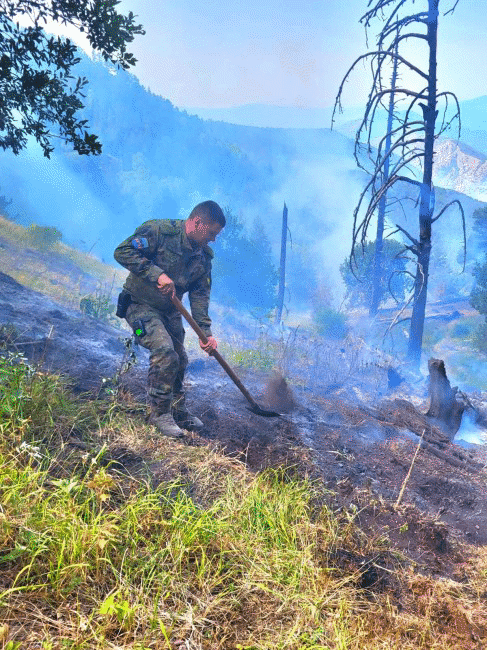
[131,237,149,250]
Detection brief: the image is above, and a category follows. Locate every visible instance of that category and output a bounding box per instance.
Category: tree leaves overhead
[0,0,145,157]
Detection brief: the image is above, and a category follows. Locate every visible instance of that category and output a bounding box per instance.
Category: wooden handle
[170,295,261,410]
[171,295,209,344]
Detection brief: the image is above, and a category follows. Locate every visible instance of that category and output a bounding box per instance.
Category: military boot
[172,394,204,431]
[149,412,185,439]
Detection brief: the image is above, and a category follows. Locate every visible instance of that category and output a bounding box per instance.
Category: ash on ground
[3,270,487,554]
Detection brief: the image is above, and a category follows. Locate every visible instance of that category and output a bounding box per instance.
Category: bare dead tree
[370,34,399,316]
[276,202,288,324]
[333,0,465,366]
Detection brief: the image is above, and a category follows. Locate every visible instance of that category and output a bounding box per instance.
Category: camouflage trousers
[125,301,188,417]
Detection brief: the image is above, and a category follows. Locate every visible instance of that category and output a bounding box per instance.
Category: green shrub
[451,323,471,340]
[27,223,62,250]
[313,307,348,339]
[472,323,487,353]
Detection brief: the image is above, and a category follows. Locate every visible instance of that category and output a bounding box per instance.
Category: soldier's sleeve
[188,265,212,337]
[114,220,165,285]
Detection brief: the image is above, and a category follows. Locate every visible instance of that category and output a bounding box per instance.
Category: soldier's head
[185,200,225,245]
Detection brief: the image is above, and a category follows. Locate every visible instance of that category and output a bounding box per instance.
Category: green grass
[0,215,127,314]
[1,352,486,648]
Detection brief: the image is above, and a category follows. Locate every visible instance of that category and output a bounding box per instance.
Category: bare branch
[388,152,425,180]
[383,291,415,341]
[363,0,422,34]
[374,136,425,178]
[350,174,381,259]
[379,13,429,42]
[357,171,419,247]
[333,49,430,130]
[436,91,461,140]
[386,32,429,47]
[432,199,466,270]
[383,261,425,343]
[403,87,429,138]
[393,223,419,247]
[390,175,422,188]
[444,0,461,16]
[353,88,427,170]
[362,89,426,144]
[388,267,412,304]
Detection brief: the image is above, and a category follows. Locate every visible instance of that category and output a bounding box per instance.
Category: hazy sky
[20,0,485,110]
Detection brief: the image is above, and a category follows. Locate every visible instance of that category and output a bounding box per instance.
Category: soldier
[114,200,225,438]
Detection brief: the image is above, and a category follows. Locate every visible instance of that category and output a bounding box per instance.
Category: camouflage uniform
[114,219,213,419]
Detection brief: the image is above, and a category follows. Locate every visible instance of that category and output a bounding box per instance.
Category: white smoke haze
[267,150,365,307]
[0,139,113,246]
[454,412,487,447]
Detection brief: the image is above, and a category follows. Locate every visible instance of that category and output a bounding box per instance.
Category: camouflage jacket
[114,219,214,336]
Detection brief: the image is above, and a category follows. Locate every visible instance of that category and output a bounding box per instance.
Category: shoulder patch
[131,237,149,250]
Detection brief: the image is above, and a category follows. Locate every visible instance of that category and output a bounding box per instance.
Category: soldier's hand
[200,336,218,354]
[157,273,175,298]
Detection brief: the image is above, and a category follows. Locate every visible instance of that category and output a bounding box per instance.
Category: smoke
[0,138,115,253]
[454,411,486,446]
[265,131,366,306]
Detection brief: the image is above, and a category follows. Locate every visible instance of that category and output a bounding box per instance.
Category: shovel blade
[246,404,281,418]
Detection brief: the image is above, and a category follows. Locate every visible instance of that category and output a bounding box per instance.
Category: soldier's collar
[181,225,195,251]
[182,223,204,253]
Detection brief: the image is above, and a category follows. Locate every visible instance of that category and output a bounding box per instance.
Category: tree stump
[426,358,466,440]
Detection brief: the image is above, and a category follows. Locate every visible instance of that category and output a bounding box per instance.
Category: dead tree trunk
[370,37,399,316]
[275,202,288,324]
[426,357,466,439]
[407,0,438,364]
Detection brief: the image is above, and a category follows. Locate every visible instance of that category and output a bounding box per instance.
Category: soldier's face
[186,217,222,245]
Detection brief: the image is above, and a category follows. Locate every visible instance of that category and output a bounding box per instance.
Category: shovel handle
[170,295,261,410]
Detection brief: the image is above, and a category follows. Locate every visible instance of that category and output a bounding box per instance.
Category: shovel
[171,295,280,417]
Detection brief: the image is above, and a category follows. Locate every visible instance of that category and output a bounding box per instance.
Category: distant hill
[0,53,361,308]
[1,52,487,311]
[434,139,487,201]
[335,96,487,159]
[183,103,365,130]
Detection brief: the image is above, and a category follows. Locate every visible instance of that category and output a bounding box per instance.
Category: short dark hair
[189,200,226,227]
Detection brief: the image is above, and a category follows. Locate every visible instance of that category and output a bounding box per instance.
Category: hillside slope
[2,259,487,647]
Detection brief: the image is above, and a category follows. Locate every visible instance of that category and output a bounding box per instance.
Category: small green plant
[0,323,19,345]
[79,277,117,323]
[27,223,62,251]
[313,307,348,339]
[99,591,138,631]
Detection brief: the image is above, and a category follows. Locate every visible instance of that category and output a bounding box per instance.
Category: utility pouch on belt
[133,319,147,338]
[116,290,132,319]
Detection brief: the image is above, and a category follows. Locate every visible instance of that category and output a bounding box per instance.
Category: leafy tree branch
[0,0,145,157]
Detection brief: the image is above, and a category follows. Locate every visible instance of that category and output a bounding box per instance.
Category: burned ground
[2,269,487,588]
